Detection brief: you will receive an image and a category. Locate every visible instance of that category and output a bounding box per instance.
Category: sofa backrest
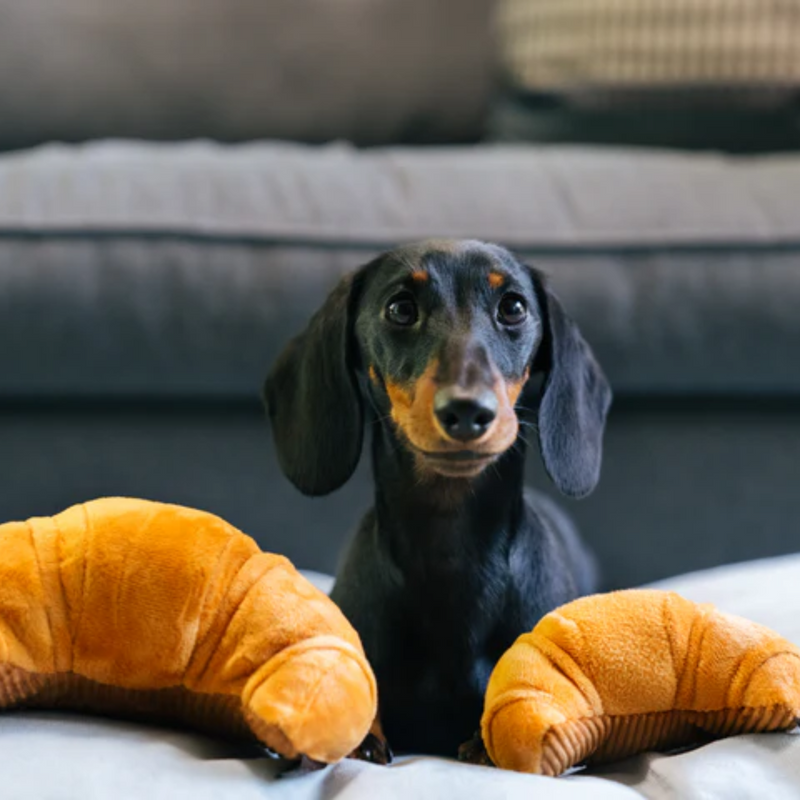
[0,0,496,150]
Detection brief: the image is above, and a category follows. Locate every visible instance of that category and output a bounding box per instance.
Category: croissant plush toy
[1,498,798,778]
[476,589,800,776]
[0,497,377,764]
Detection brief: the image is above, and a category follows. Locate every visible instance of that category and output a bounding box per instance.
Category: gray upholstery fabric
[4,141,800,244]
[0,0,494,150]
[1,141,800,398]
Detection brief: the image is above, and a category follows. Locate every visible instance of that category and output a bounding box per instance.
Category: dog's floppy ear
[527,275,612,499]
[263,272,364,497]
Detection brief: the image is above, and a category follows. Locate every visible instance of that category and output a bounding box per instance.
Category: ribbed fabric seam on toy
[541,705,796,777]
[0,663,253,740]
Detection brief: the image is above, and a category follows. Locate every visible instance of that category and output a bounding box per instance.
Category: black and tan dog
[264,240,611,761]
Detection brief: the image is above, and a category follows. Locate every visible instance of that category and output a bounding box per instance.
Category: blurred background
[0,0,799,590]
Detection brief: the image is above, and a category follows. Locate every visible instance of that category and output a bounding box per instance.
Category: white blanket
[2,556,799,800]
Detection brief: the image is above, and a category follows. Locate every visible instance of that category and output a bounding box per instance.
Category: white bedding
[2,556,799,800]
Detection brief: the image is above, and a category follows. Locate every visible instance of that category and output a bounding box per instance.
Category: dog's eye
[497,294,527,326]
[385,293,418,327]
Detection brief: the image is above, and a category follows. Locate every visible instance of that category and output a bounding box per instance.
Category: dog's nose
[434,388,498,442]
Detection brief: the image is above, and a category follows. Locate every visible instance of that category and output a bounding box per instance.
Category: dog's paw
[458,732,493,767]
[348,732,394,765]
[277,755,329,778]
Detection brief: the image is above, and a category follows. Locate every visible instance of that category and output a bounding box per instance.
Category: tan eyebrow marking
[411,270,429,283]
[488,272,505,289]
[369,365,380,385]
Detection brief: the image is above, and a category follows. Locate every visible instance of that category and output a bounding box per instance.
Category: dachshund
[263,240,611,761]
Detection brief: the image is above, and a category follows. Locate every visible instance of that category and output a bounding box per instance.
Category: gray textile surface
[1,141,800,398]
[0,715,639,800]
[2,400,798,589]
[4,141,800,245]
[0,0,494,150]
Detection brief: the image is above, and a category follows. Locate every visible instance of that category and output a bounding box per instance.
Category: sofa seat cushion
[2,141,800,398]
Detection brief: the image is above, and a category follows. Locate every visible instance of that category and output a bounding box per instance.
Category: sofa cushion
[1,140,800,398]
[0,0,494,150]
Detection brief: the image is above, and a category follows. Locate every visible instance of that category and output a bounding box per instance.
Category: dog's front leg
[458,731,494,767]
[348,715,393,765]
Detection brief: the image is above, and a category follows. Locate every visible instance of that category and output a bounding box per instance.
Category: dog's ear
[527,275,612,499]
[263,272,364,497]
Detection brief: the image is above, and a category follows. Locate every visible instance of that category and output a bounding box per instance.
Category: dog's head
[264,240,611,497]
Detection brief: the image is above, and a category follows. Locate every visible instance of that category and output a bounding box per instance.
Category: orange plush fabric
[0,498,376,764]
[482,589,800,776]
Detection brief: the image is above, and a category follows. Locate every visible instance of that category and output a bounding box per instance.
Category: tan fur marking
[488,272,505,289]
[506,368,530,407]
[368,366,380,386]
[385,362,440,451]
[384,380,413,414]
[411,270,429,283]
[384,362,533,477]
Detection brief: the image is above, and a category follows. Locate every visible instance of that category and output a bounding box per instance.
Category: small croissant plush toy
[472,589,800,776]
[0,497,377,764]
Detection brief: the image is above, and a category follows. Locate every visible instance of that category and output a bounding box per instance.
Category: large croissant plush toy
[0,497,376,764]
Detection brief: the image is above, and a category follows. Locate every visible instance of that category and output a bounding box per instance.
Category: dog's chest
[376,571,533,754]
[386,561,520,685]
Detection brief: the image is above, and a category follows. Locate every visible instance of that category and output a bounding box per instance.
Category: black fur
[264,241,611,757]
[531,283,611,498]
[264,273,364,496]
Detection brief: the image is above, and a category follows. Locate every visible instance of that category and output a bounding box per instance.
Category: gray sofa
[1,0,799,593]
